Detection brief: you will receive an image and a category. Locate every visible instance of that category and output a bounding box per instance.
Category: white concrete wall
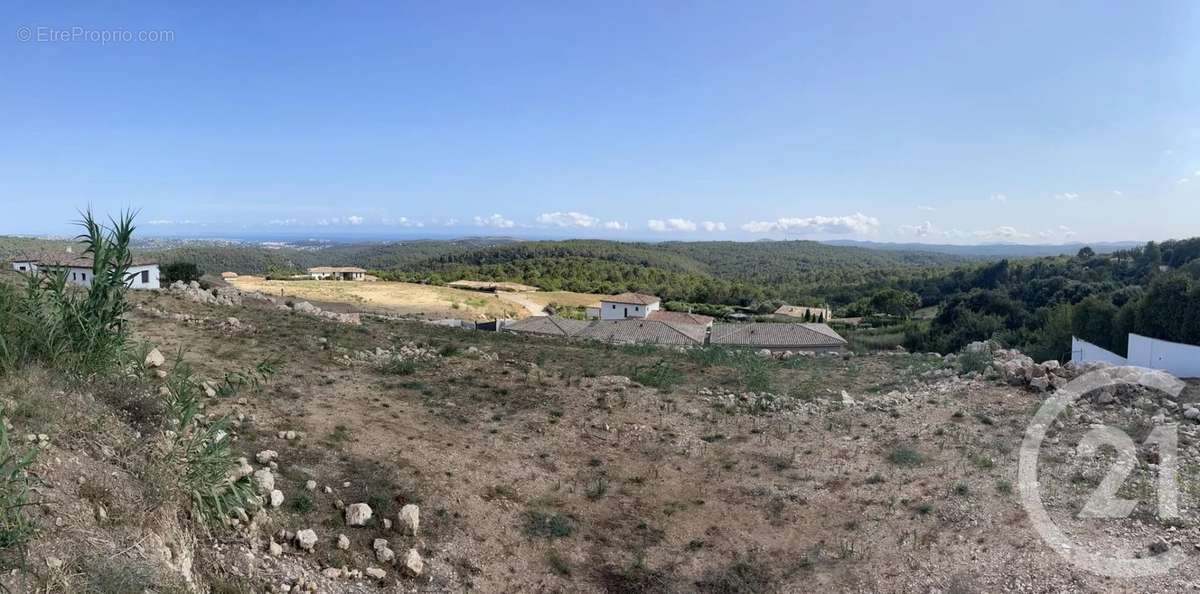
[599,300,659,320]
[1127,334,1200,379]
[125,264,161,290]
[1071,336,1128,366]
[11,261,36,273]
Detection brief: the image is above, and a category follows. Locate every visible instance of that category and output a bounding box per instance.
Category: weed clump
[524,510,575,538]
[888,446,924,467]
[630,360,683,391]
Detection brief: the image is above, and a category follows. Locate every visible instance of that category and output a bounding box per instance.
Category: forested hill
[1,236,969,306]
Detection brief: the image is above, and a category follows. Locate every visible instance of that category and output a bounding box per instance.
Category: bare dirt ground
[228,276,525,321]
[32,288,1200,592]
[227,277,607,322]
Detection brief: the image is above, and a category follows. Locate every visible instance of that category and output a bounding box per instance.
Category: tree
[1139,241,1162,270]
[1076,246,1096,260]
[1071,296,1119,353]
[868,288,922,318]
[161,261,204,285]
[1137,274,1194,344]
[1028,303,1074,362]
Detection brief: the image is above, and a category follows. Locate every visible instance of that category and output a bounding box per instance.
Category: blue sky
[3,1,1199,243]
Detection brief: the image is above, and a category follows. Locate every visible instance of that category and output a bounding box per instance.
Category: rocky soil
[5,287,1200,593]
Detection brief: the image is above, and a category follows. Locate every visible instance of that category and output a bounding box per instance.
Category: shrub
[630,360,683,391]
[162,356,261,524]
[289,493,313,514]
[957,348,994,374]
[888,446,924,467]
[524,510,575,538]
[382,357,418,376]
[160,261,204,285]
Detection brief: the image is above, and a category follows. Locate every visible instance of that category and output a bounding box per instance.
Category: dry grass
[229,276,524,319]
[519,291,614,308]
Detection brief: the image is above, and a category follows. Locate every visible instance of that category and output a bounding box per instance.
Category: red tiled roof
[710,323,846,348]
[647,310,714,326]
[578,319,705,345]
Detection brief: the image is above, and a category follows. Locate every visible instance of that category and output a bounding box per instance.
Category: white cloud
[1178,178,1191,185]
[647,218,697,232]
[982,226,1030,241]
[1194,170,1200,177]
[1037,225,1077,240]
[267,218,298,226]
[917,205,937,212]
[898,221,934,237]
[899,221,1046,242]
[1112,190,1124,197]
[382,217,423,227]
[989,193,1008,203]
[347,215,365,225]
[700,221,726,232]
[740,213,879,235]
[536,211,600,228]
[473,214,515,228]
[603,220,628,230]
[146,219,173,225]
[1053,192,1080,201]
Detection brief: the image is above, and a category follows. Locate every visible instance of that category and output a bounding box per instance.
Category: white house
[10,254,160,290]
[307,266,367,281]
[597,292,661,320]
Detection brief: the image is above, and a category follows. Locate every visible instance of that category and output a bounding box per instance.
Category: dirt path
[496,291,545,316]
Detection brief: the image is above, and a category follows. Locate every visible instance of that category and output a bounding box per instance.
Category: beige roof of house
[647,310,715,326]
[308,266,367,273]
[710,323,846,348]
[504,316,591,337]
[601,292,661,306]
[578,319,705,346]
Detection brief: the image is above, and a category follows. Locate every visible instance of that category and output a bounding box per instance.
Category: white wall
[1071,336,1128,366]
[126,264,161,290]
[1127,334,1200,379]
[599,300,659,320]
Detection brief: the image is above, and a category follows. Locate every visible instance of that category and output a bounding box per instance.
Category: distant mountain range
[822,239,1143,258]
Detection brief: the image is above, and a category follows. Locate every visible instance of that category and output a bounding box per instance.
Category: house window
[72,272,76,280]
[81,273,86,281]
[17,265,25,271]
[141,270,150,284]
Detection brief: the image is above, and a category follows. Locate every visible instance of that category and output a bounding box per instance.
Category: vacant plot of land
[519,291,613,308]
[107,288,1200,593]
[229,276,527,320]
